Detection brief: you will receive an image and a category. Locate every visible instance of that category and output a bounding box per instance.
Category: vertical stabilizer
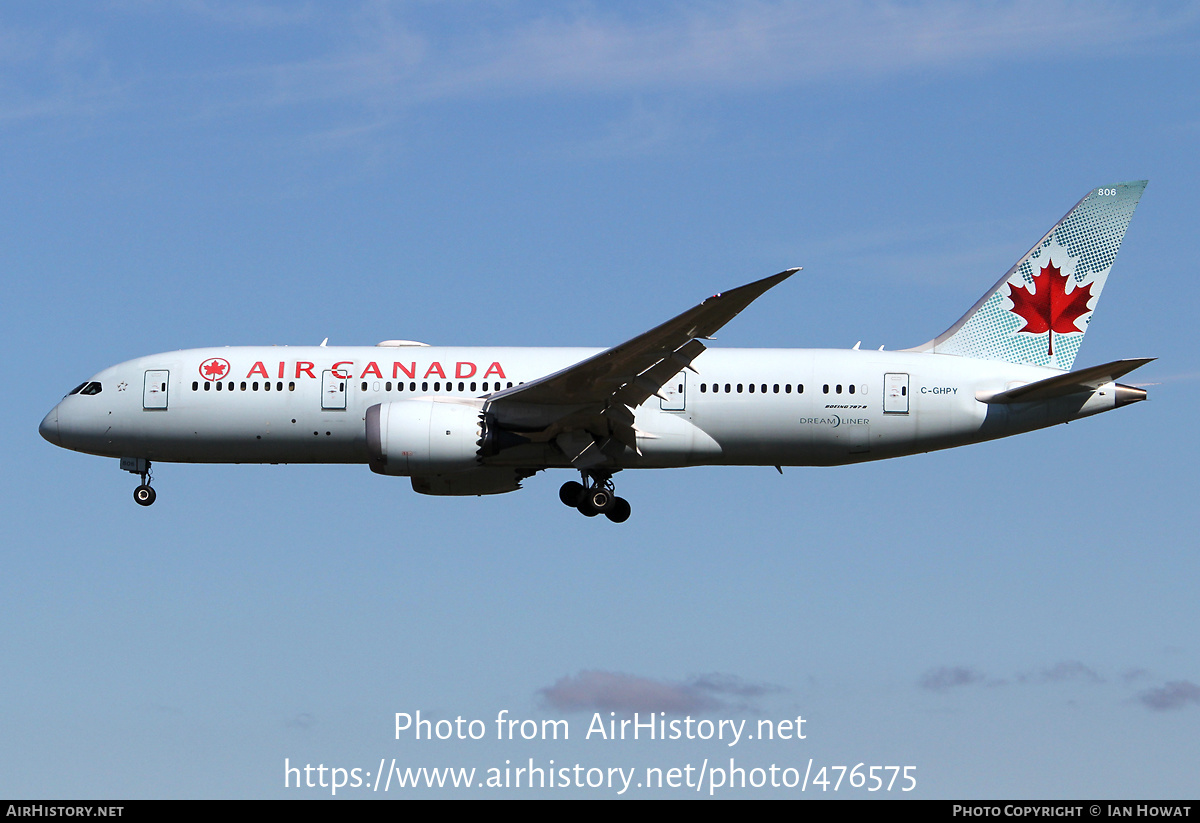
[909,181,1146,370]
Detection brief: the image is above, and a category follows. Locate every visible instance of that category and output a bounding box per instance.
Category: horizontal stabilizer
[978,358,1154,404]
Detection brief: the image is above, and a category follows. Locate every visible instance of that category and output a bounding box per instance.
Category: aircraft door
[143,370,169,410]
[321,370,347,410]
[660,372,686,411]
[883,373,909,414]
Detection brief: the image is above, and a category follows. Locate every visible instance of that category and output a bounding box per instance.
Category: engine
[366,400,528,495]
[366,400,484,475]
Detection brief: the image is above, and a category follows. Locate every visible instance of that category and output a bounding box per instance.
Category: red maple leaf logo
[200,358,229,380]
[1007,259,1094,356]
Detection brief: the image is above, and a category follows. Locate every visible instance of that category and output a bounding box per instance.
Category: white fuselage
[40,344,1118,471]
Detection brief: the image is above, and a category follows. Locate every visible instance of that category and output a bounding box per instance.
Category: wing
[482,268,798,468]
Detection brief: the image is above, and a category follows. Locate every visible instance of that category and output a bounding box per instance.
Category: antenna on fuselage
[320,338,328,347]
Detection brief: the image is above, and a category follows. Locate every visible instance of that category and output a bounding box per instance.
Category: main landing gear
[121,457,157,506]
[559,471,631,523]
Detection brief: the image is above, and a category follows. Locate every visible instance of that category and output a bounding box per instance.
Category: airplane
[40,181,1151,523]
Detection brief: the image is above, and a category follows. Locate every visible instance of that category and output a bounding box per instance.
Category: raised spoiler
[975,358,1154,405]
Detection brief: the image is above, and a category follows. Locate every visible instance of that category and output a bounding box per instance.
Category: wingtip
[762,267,801,289]
[762,267,800,285]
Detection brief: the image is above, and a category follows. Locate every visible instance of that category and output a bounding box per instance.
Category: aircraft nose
[39,406,61,447]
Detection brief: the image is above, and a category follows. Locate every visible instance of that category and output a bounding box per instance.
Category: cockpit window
[68,382,89,396]
[72,382,103,396]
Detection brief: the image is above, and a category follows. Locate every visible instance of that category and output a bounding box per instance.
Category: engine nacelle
[410,469,525,496]
[366,400,484,476]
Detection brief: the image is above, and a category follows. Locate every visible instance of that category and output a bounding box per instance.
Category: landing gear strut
[121,457,157,507]
[559,471,631,523]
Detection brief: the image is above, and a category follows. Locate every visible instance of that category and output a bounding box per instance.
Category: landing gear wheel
[586,488,615,513]
[565,469,628,521]
[134,484,156,506]
[605,497,631,523]
[559,481,584,507]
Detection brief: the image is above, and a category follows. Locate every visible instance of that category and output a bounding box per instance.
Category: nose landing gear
[121,457,157,507]
[559,471,631,523]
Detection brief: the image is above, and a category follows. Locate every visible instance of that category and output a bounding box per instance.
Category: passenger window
[204,382,211,391]
[216,381,223,391]
[823,384,829,394]
[253,382,259,391]
[422,382,428,392]
[785,384,791,393]
[849,385,855,394]
[749,383,755,393]
[264,381,271,391]
[386,381,392,391]
[241,381,247,391]
[192,381,198,391]
[836,384,842,394]
[773,384,779,393]
[289,382,296,391]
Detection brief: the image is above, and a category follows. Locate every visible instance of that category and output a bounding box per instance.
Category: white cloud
[919,665,989,691]
[3,2,1191,140]
[166,1,1196,113]
[1018,661,1105,685]
[319,1,1191,102]
[1138,681,1200,711]
[538,669,782,713]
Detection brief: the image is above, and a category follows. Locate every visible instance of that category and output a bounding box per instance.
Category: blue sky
[3,0,1199,798]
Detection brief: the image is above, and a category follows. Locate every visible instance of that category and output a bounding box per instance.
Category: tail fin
[909,181,1146,370]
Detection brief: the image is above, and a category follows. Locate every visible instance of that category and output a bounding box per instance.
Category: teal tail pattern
[910,181,1146,370]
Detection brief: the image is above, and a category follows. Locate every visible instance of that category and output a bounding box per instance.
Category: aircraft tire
[605,498,631,523]
[134,485,156,506]
[559,481,584,507]
[577,500,599,517]
[587,489,614,513]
